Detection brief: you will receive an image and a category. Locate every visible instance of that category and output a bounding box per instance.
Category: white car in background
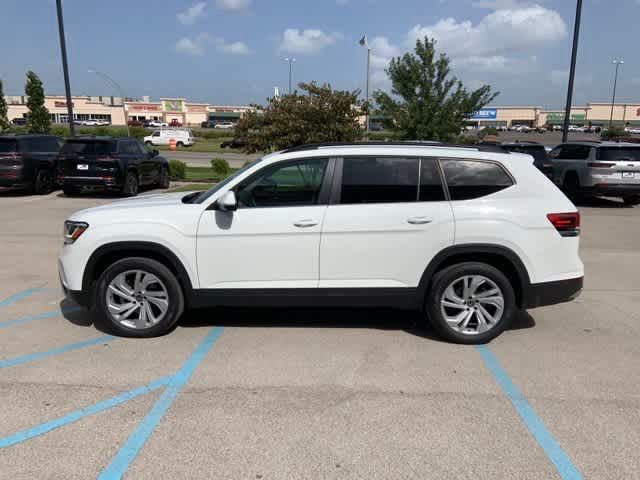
[625,127,640,135]
[143,128,194,147]
[214,122,236,130]
[147,120,168,128]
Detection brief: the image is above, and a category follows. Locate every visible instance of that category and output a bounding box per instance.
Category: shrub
[478,126,498,138]
[168,159,186,180]
[193,128,236,140]
[601,125,626,140]
[211,158,231,176]
[367,131,399,141]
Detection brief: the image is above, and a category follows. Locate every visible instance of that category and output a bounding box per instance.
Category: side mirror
[215,191,237,212]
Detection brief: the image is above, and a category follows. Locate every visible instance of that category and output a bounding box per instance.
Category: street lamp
[359,35,371,137]
[283,57,296,94]
[88,69,130,136]
[609,59,624,129]
[562,0,582,143]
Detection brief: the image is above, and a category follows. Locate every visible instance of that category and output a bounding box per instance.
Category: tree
[373,37,498,142]
[0,79,9,131]
[236,82,364,153]
[25,71,51,134]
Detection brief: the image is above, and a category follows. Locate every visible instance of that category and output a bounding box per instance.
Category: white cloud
[407,5,567,59]
[174,33,211,56]
[177,2,206,25]
[215,0,251,12]
[215,38,251,55]
[279,29,342,55]
[550,69,593,87]
[453,55,510,72]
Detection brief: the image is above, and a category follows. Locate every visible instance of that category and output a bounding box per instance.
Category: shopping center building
[467,103,640,129]
[5,95,253,127]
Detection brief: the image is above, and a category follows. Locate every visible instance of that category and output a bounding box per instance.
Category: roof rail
[282,141,508,154]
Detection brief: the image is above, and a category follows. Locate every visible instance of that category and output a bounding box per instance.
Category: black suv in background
[0,134,62,194]
[57,137,170,197]
[500,141,552,178]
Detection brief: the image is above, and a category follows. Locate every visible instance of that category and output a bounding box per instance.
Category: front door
[319,156,454,288]
[196,157,332,289]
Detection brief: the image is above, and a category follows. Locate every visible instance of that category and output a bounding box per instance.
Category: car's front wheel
[425,262,516,344]
[94,257,184,337]
[121,171,139,197]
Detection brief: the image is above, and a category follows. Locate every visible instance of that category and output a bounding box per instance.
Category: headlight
[64,221,89,245]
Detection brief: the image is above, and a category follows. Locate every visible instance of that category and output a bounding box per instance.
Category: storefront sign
[129,103,161,111]
[546,112,586,122]
[470,108,497,120]
[163,100,185,112]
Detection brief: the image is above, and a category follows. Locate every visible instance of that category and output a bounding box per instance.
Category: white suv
[59,143,584,344]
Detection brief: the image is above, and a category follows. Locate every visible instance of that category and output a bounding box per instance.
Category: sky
[1,0,639,109]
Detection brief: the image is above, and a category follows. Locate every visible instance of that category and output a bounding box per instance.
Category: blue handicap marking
[0,307,82,329]
[0,288,42,308]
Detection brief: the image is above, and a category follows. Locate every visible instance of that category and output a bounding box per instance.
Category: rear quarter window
[441,159,513,201]
[597,147,640,161]
[0,139,18,153]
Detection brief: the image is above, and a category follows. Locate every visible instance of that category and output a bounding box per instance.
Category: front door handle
[407,217,432,225]
[294,219,319,228]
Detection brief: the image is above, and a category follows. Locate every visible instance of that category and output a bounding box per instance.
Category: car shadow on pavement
[574,196,631,208]
[60,301,536,343]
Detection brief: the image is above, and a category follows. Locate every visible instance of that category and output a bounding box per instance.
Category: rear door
[550,144,592,186]
[595,146,640,186]
[319,156,454,289]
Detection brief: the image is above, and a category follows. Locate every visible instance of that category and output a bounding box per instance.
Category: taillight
[547,212,580,237]
[587,162,615,168]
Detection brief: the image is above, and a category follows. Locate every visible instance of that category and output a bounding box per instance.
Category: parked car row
[74,119,111,127]
[0,134,169,197]
[200,120,237,129]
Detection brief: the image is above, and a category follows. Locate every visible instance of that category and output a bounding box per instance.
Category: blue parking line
[476,345,582,480]
[0,335,114,369]
[0,288,41,308]
[0,376,172,449]
[98,326,224,480]
[0,307,81,329]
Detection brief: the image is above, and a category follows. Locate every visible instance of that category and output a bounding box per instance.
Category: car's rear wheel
[94,257,184,338]
[144,141,152,147]
[176,141,184,148]
[121,171,139,197]
[623,195,640,206]
[425,262,516,344]
[33,169,54,195]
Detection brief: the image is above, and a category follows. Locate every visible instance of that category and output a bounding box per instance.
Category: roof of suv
[66,136,134,141]
[560,140,640,148]
[0,134,59,139]
[283,141,509,154]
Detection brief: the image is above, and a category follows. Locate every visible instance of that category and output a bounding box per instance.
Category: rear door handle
[407,217,432,225]
[294,219,319,228]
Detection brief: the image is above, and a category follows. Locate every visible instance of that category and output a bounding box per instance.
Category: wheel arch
[82,241,194,308]
[418,244,532,308]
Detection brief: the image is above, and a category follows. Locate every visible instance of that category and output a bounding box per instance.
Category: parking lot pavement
[1,191,639,479]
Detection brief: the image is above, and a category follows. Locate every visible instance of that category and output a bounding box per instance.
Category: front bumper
[524,276,583,309]
[59,260,90,308]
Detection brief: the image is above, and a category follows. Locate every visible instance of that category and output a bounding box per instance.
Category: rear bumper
[60,175,123,189]
[524,276,583,309]
[589,184,640,197]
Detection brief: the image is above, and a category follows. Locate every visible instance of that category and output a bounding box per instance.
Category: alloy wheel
[440,275,505,335]
[106,270,169,329]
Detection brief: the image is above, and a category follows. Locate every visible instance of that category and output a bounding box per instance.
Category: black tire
[425,262,517,344]
[33,169,54,195]
[623,195,640,206]
[63,184,81,196]
[94,257,184,338]
[121,171,139,197]
[562,173,582,202]
[144,141,152,147]
[158,166,170,189]
[176,141,184,148]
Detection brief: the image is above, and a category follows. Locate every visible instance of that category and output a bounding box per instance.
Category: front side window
[340,157,419,204]
[236,158,328,208]
[441,159,513,201]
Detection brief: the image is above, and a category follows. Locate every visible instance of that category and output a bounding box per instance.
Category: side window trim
[433,157,451,202]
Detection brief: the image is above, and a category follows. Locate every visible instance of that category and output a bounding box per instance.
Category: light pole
[88,69,130,136]
[359,35,371,137]
[609,59,623,129]
[283,57,296,94]
[55,0,75,136]
[562,0,582,143]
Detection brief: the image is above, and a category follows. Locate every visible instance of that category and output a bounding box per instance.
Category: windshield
[193,157,264,204]
[597,147,640,161]
[0,139,18,153]
[61,141,114,155]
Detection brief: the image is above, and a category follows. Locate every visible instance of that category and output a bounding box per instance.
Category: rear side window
[119,140,139,155]
[341,157,419,204]
[23,137,60,153]
[441,159,513,201]
[61,141,114,155]
[597,147,640,161]
[558,145,591,160]
[0,139,17,153]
